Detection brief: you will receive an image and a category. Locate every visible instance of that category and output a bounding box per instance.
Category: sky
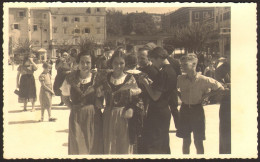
[107,7,180,14]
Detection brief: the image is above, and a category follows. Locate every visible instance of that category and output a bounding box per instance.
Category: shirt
[177,73,223,105]
[150,64,177,109]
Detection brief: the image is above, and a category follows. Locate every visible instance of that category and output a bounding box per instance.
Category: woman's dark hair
[125,54,137,70]
[76,51,93,64]
[115,46,125,52]
[70,52,78,59]
[148,47,168,59]
[42,62,52,69]
[109,50,126,68]
[22,55,30,65]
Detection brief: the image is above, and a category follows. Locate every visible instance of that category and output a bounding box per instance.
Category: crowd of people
[15,42,231,155]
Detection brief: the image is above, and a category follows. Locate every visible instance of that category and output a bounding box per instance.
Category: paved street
[4,64,221,158]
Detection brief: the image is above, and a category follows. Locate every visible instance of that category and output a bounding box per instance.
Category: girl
[96,50,141,154]
[16,54,38,111]
[60,52,103,155]
[39,62,56,122]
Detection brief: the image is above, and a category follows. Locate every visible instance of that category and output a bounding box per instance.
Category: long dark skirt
[18,74,37,103]
[219,93,231,154]
[53,72,67,96]
[142,106,171,154]
[68,105,103,155]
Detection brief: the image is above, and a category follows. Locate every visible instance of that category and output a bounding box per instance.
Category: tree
[165,23,213,54]
[13,38,32,55]
[56,40,74,55]
[78,37,100,54]
[123,12,158,35]
[106,9,125,36]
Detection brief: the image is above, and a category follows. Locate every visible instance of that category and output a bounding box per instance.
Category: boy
[176,53,224,154]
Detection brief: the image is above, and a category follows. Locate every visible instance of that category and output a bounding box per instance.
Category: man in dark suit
[167,53,181,130]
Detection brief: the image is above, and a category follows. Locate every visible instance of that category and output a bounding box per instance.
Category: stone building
[9,8,29,49]
[162,7,230,56]
[50,7,106,57]
[9,7,106,60]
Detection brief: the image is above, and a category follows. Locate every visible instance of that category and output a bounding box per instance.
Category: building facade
[50,7,106,57]
[162,7,230,56]
[9,8,29,49]
[9,7,106,60]
[214,7,231,56]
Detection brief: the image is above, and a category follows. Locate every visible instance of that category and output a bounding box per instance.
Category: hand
[200,96,208,105]
[124,108,133,119]
[29,57,34,63]
[83,86,94,96]
[138,75,149,85]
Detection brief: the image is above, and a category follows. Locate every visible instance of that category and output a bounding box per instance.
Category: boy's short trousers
[176,103,205,140]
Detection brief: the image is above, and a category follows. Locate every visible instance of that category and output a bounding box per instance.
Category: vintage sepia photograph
[3,2,257,159]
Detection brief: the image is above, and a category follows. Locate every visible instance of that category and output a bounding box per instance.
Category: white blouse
[109,73,127,85]
[60,73,92,96]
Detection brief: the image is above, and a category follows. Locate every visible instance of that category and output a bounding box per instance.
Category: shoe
[23,109,27,111]
[49,118,57,122]
[58,102,64,106]
[39,119,43,122]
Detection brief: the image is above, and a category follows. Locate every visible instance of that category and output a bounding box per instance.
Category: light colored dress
[39,72,52,109]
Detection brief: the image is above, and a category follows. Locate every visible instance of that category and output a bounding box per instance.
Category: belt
[182,103,202,108]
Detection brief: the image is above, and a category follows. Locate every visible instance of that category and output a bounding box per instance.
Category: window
[18,11,25,17]
[203,12,208,19]
[74,29,80,34]
[96,28,100,34]
[223,12,230,20]
[86,8,91,14]
[84,17,88,22]
[84,28,90,33]
[220,14,223,21]
[63,27,67,34]
[96,8,100,12]
[43,13,47,19]
[96,17,100,23]
[33,25,38,31]
[195,12,199,19]
[44,28,47,32]
[216,16,219,23]
[44,40,48,44]
[74,17,80,22]
[63,17,68,22]
[53,27,57,33]
[34,40,39,45]
[74,38,79,44]
[53,16,56,19]
[13,24,19,30]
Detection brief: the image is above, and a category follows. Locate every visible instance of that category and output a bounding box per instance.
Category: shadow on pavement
[63,143,68,147]
[56,129,69,133]
[9,106,69,113]
[8,120,40,125]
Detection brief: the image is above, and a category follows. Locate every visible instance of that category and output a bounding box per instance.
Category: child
[39,62,56,122]
[176,53,224,154]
